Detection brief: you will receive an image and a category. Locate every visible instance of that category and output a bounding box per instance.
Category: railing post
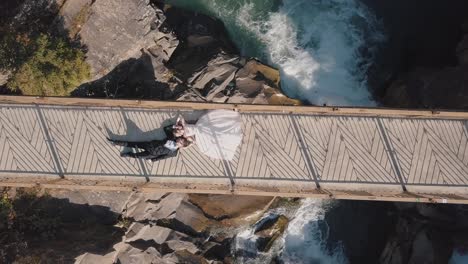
[35,105,64,178]
[376,119,407,192]
[290,115,321,189]
[119,108,150,182]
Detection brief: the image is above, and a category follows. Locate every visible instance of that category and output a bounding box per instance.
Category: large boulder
[383,66,468,109]
[47,189,132,215]
[383,26,468,110]
[162,5,299,105]
[60,0,164,79]
[113,244,163,264]
[72,191,234,263]
[162,250,210,264]
[254,214,289,252]
[75,251,116,264]
[457,34,468,66]
[188,194,274,223]
[124,223,179,245]
[379,203,468,264]
[64,1,299,104]
[123,192,214,236]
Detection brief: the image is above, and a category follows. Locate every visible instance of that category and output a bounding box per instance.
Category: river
[168,0,384,106]
[166,0,385,263]
[165,0,466,263]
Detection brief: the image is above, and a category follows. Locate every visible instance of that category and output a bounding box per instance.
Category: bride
[174,109,242,161]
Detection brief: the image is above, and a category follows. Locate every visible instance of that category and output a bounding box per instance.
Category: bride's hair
[173,128,184,137]
[176,137,191,148]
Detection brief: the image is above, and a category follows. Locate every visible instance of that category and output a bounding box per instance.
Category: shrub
[0,32,30,70]
[5,33,90,96]
[0,192,13,229]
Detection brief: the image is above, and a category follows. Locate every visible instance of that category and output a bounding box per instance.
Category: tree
[5,33,90,96]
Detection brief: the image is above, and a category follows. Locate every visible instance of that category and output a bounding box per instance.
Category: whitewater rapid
[167,0,385,262]
[280,199,347,263]
[169,0,384,106]
[234,199,348,264]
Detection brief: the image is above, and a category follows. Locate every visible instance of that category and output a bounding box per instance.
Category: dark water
[167,0,468,107]
[165,0,468,263]
[167,0,384,106]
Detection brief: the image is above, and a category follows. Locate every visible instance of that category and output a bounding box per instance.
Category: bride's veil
[193,110,242,161]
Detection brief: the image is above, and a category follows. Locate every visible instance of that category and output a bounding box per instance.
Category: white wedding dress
[185,110,242,161]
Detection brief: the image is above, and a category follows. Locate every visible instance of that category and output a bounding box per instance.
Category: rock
[123,192,214,236]
[415,204,454,223]
[163,7,236,80]
[11,0,62,31]
[125,223,177,245]
[383,30,468,110]
[114,244,163,264]
[457,34,468,66]
[122,192,169,221]
[408,230,434,264]
[160,198,214,236]
[177,55,301,105]
[61,0,165,79]
[379,237,403,264]
[202,240,231,261]
[68,2,298,104]
[165,240,199,255]
[229,59,301,105]
[379,217,417,264]
[323,200,397,263]
[383,65,468,109]
[163,250,210,264]
[188,194,273,223]
[175,89,206,102]
[74,251,116,264]
[379,203,465,264]
[0,71,11,87]
[254,214,288,252]
[58,0,93,38]
[47,189,132,215]
[382,74,414,108]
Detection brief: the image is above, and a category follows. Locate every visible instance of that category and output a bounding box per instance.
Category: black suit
[109,125,178,162]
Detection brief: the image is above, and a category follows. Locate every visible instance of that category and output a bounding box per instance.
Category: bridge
[0,96,468,204]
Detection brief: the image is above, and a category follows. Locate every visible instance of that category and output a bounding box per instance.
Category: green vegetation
[0,188,60,238]
[0,33,30,70]
[0,187,124,263]
[116,216,132,230]
[0,188,60,263]
[0,191,13,229]
[0,33,90,96]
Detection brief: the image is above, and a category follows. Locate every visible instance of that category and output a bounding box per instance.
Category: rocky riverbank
[381,23,468,109]
[0,0,300,105]
[362,0,468,109]
[0,187,276,263]
[1,0,468,263]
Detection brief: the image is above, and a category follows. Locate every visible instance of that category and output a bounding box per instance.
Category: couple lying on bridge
[107,109,242,162]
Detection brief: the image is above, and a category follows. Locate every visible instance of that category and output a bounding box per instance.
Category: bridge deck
[1,96,468,204]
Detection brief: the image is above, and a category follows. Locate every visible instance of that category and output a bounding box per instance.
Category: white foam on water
[167,0,384,261]
[168,0,384,106]
[280,199,348,264]
[236,0,384,106]
[233,199,347,264]
[449,249,468,264]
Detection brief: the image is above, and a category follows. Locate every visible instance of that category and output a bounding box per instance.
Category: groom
[107,124,190,162]
[107,137,190,162]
